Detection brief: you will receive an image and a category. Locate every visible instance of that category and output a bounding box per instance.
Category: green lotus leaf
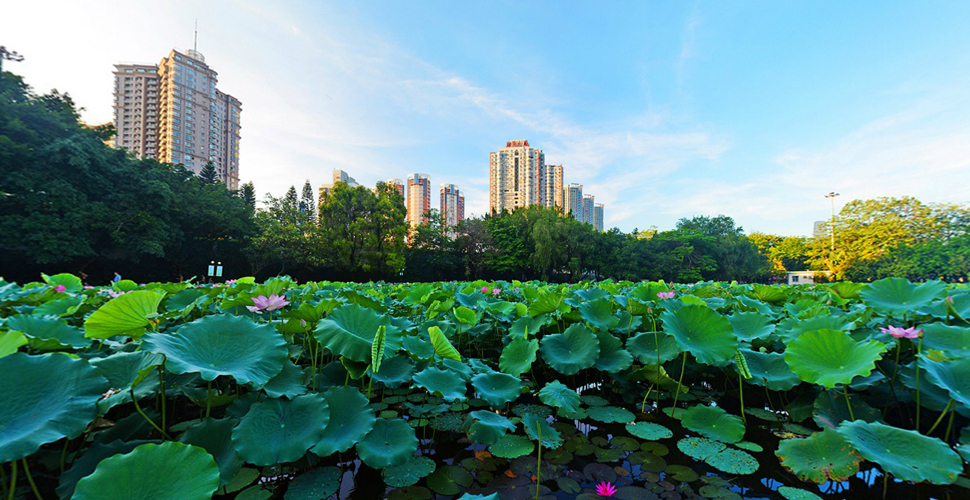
[752,284,787,304]
[383,456,436,488]
[735,441,763,452]
[72,442,219,500]
[456,494,499,500]
[680,405,745,443]
[357,418,419,469]
[706,447,759,475]
[539,323,600,375]
[313,303,402,363]
[785,329,886,388]
[0,353,107,463]
[740,349,801,391]
[812,389,881,430]
[34,295,83,317]
[232,394,330,465]
[0,331,26,358]
[284,466,341,500]
[7,314,91,349]
[778,486,824,500]
[922,358,970,411]
[471,371,524,408]
[453,306,478,325]
[625,422,673,440]
[677,436,725,460]
[777,315,852,343]
[84,290,166,339]
[56,439,153,499]
[311,385,376,457]
[373,353,415,388]
[510,315,550,340]
[586,405,635,424]
[579,297,619,331]
[426,465,474,495]
[660,304,737,366]
[626,332,679,365]
[489,434,535,459]
[522,413,563,449]
[499,338,539,376]
[372,324,387,372]
[465,410,516,445]
[538,380,581,414]
[728,312,775,342]
[776,428,862,484]
[42,272,83,292]
[922,324,970,358]
[860,277,945,317]
[179,417,243,485]
[837,420,963,485]
[144,314,287,387]
[528,292,569,317]
[413,366,467,402]
[90,350,164,412]
[165,288,204,312]
[429,325,461,361]
[261,359,308,399]
[593,330,633,373]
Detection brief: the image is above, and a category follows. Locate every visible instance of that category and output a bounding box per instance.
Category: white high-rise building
[489,140,547,213]
[593,203,604,232]
[582,195,595,224]
[318,169,360,202]
[563,183,583,221]
[440,183,465,236]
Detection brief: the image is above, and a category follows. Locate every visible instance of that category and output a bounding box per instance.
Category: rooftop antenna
[194,19,198,52]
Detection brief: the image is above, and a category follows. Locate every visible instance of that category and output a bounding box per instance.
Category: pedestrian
[113,272,122,284]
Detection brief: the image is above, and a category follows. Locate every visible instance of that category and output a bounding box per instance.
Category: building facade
[548,164,564,209]
[407,174,431,227]
[582,194,595,224]
[386,179,405,200]
[318,169,360,202]
[593,203,604,232]
[563,183,583,221]
[440,183,465,235]
[489,140,547,213]
[112,49,241,189]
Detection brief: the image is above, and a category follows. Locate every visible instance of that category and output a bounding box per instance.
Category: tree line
[2,69,966,284]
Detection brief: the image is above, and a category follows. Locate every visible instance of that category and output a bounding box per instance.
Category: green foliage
[73,442,220,500]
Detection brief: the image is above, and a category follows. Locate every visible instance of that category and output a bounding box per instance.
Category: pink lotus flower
[54,285,66,293]
[250,294,289,312]
[879,325,922,339]
[482,286,489,293]
[595,481,616,497]
[657,291,675,299]
[492,288,501,296]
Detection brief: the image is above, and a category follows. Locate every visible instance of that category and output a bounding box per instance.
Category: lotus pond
[1,275,969,500]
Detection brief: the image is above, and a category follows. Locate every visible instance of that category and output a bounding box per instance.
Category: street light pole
[825,192,839,252]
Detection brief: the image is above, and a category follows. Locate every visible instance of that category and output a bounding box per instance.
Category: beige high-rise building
[489,140,547,213]
[407,174,431,227]
[563,183,583,220]
[548,164,564,209]
[386,179,405,200]
[440,183,464,236]
[319,169,360,202]
[582,194,595,224]
[112,48,242,189]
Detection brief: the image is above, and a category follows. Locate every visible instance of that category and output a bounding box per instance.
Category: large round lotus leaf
[578,297,620,331]
[539,323,600,375]
[471,371,524,408]
[413,366,467,402]
[522,413,563,449]
[499,338,539,376]
[426,465,474,495]
[860,277,945,316]
[740,349,801,391]
[466,410,516,445]
[728,312,775,342]
[261,359,308,398]
[776,428,862,484]
[311,385,376,457]
[586,406,635,424]
[706,447,759,475]
[785,329,886,388]
[84,290,166,340]
[313,303,402,364]
[680,405,745,443]
[490,434,535,459]
[837,420,962,485]
[510,315,550,339]
[284,466,341,500]
[56,439,153,499]
[232,394,330,465]
[627,331,680,364]
[677,436,725,460]
[0,353,107,463]
[179,417,242,485]
[922,358,970,411]
[626,422,673,440]
[593,330,633,373]
[538,380,581,414]
[372,353,415,388]
[383,456,436,488]
[144,314,287,386]
[812,389,881,430]
[777,315,852,343]
[660,304,737,366]
[778,486,823,500]
[7,314,91,349]
[90,350,164,412]
[922,324,970,358]
[357,418,418,469]
[73,442,219,500]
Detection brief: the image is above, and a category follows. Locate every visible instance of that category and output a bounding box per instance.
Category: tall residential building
[593,203,605,232]
[582,195,595,224]
[319,169,360,202]
[406,174,431,227]
[563,183,583,221]
[113,48,242,189]
[440,183,465,235]
[548,164,564,209]
[489,140,546,213]
[386,179,405,200]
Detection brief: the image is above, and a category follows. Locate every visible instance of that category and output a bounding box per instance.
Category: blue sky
[5,1,969,235]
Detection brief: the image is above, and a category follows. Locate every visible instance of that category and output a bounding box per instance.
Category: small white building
[787,271,830,285]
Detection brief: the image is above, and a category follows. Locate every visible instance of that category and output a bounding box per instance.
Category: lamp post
[825,192,839,252]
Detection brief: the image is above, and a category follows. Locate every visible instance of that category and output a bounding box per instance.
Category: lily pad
[499,338,540,376]
[776,428,862,483]
[413,366,467,402]
[680,405,745,443]
[285,466,341,500]
[538,380,581,414]
[313,303,402,363]
[490,434,535,459]
[837,420,962,485]
[465,410,516,445]
[72,442,219,500]
[586,406,635,424]
[677,437,758,475]
[860,277,945,317]
[357,418,419,469]
[778,486,823,500]
[232,394,330,465]
[660,304,737,366]
[785,329,886,388]
[384,456,436,488]
[471,371,524,408]
[625,422,673,440]
[426,465,474,495]
[539,323,600,375]
[311,385,376,457]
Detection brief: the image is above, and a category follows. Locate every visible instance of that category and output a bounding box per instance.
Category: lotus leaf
[680,405,745,443]
[313,303,402,363]
[499,338,539,376]
[261,359,308,398]
[145,314,287,387]
[837,420,962,485]
[625,422,673,440]
[433,412,467,432]
[778,486,824,500]
[677,437,758,475]
[922,358,970,412]
[384,456,436,488]
[457,493,499,500]
[776,428,861,483]
[578,297,619,331]
[510,315,550,340]
[490,434,535,458]
[373,353,415,388]
[56,439,153,498]
[180,417,243,485]
[584,462,618,483]
[586,405,635,424]
[539,323,600,375]
[429,325,461,361]
[311,385,376,457]
[0,331,26,358]
[357,418,419,469]
[528,292,569,317]
[427,465,474,495]
[0,353,108,463]
[285,466,341,500]
[728,312,775,342]
[7,314,91,348]
[72,442,219,500]
[921,324,970,358]
[538,380,581,414]
[42,272,83,292]
[522,413,563,449]
[812,389,881,429]
[785,329,886,388]
[860,277,945,316]
[660,304,737,366]
[776,315,852,343]
[592,330,633,373]
[84,290,165,339]
[677,436,725,460]
[413,366,467,402]
[232,394,330,465]
[739,349,801,391]
[466,410,516,445]
[442,357,474,380]
[471,371,524,408]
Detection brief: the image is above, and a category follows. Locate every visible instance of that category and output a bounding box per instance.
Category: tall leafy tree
[299,180,316,224]
[238,181,257,213]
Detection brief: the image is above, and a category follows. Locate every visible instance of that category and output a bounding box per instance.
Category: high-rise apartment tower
[318,169,360,202]
[407,174,431,227]
[440,183,465,235]
[582,195,595,224]
[489,140,549,213]
[593,203,604,232]
[548,164,564,209]
[563,184,583,221]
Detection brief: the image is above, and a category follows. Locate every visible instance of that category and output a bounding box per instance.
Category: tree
[455,217,494,279]
[199,161,218,185]
[366,181,407,277]
[238,182,256,213]
[407,209,459,281]
[299,180,316,224]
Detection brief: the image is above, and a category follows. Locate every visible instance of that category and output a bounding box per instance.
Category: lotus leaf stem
[945,404,956,442]
[59,439,69,473]
[159,365,167,433]
[205,380,213,419]
[131,386,171,440]
[670,351,688,418]
[738,374,747,423]
[915,336,923,430]
[841,387,855,421]
[535,422,542,500]
[640,383,654,413]
[20,459,41,500]
[7,460,16,500]
[882,471,889,499]
[654,329,661,411]
[927,399,954,435]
